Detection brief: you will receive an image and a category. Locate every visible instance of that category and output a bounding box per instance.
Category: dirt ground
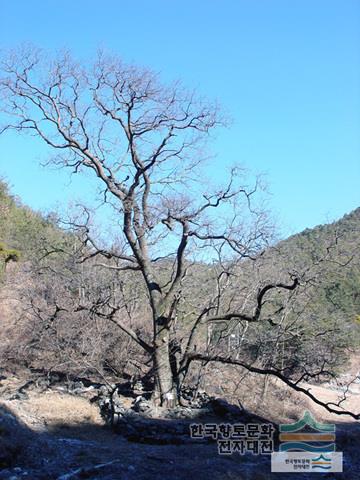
[0,372,359,480]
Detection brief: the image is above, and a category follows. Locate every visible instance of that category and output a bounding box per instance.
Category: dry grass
[24,391,103,426]
[0,389,103,434]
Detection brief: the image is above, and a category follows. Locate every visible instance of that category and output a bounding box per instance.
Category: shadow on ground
[0,404,359,480]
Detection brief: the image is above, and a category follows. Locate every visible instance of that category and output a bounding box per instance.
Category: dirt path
[301,382,360,423]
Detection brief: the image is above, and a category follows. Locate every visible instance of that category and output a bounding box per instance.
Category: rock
[209,398,243,418]
[35,377,50,390]
[132,380,144,395]
[132,396,152,413]
[71,381,84,390]
[9,391,28,401]
[179,385,213,408]
[96,385,127,424]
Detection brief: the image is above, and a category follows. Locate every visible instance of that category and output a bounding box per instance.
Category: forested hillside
[243,207,360,378]
[0,180,59,272]
[277,207,360,326]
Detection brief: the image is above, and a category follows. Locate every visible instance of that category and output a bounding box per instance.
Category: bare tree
[0,47,359,416]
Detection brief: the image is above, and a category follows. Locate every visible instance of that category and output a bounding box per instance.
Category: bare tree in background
[0,47,359,417]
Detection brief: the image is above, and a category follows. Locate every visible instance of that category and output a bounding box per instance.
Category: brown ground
[0,372,359,480]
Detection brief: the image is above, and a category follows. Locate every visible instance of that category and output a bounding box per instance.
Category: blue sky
[0,0,359,237]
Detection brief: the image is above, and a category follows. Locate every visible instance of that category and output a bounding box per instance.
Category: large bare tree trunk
[153,345,177,407]
[152,313,178,408]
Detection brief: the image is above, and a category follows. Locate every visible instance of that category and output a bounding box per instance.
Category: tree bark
[152,314,178,407]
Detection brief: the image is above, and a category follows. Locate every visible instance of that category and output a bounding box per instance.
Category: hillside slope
[277,207,360,329]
